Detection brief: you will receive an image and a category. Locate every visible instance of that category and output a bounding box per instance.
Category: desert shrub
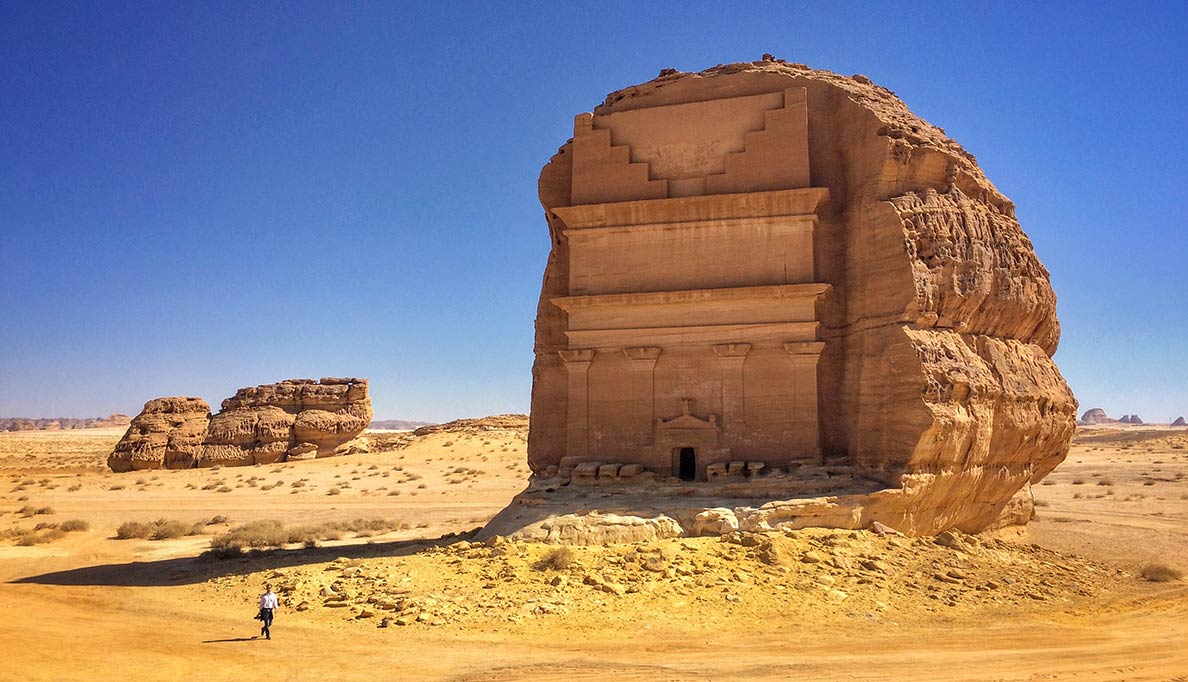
[116,521,151,539]
[1033,499,1051,507]
[1097,479,1114,486]
[116,518,205,540]
[18,505,53,517]
[109,484,125,491]
[1071,478,1086,485]
[534,546,576,571]
[206,515,229,525]
[326,488,341,496]
[14,528,64,546]
[1139,563,1183,582]
[59,519,90,532]
[208,518,408,554]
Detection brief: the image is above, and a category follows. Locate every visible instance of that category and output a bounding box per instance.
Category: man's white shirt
[260,592,279,609]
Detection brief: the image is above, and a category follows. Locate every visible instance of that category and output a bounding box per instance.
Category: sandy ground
[0,421,1186,681]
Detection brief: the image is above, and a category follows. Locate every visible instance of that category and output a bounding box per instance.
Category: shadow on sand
[201,637,262,644]
[10,532,475,587]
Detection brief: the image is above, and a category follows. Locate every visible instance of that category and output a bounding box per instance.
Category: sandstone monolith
[108,378,372,471]
[524,58,1076,536]
[108,397,212,472]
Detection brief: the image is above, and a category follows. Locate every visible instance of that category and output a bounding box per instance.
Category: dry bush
[1139,563,1183,582]
[59,519,90,532]
[326,487,341,496]
[535,546,576,571]
[1097,479,1114,486]
[1071,478,1086,485]
[208,517,408,554]
[18,505,53,517]
[116,518,205,540]
[14,528,65,546]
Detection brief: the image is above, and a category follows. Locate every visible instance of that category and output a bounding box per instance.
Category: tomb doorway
[677,447,697,481]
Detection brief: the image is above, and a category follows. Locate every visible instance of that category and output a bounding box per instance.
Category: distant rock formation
[412,414,528,437]
[370,419,435,430]
[1173,416,1186,427]
[1117,414,1145,425]
[2,414,132,431]
[1078,408,1113,425]
[107,378,372,472]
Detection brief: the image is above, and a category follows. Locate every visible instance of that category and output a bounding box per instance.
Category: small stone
[801,551,823,563]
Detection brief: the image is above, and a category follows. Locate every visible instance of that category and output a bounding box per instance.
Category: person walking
[257,583,279,640]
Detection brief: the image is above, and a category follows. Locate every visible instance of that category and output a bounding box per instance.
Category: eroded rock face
[527,59,1076,535]
[108,397,212,472]
[108,378,372,471]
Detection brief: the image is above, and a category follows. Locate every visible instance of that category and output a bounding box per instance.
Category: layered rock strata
[107,378,372,471]
[525,58,1076,535]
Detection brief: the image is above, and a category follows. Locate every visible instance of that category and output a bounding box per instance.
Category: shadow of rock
[11,533,473,587]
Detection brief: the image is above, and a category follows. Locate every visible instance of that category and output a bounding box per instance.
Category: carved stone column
[558,349,596,458]
[713,343,751,430]
[622,347,661,424]
[783,341,825,459]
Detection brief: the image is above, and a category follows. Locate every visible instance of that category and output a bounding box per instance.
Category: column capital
[558,349,596,364]
[712,343,752,359]
[622,346,661,362]
[783,341,825,356]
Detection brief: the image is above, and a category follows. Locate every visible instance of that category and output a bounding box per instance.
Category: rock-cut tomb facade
[526,59,1077,534]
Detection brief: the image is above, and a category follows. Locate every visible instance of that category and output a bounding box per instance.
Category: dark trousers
[259,608,273,637]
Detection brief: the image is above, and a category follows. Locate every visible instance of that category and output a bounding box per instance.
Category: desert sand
[0,421,1185,681]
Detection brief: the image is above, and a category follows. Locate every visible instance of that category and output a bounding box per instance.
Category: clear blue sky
[1,2,1186,423]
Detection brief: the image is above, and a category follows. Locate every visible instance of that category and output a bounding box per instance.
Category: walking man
[258,583,278,640]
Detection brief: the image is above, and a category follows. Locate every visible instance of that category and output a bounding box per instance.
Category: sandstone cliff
[528,59,1077,534]
[107,378,372,471]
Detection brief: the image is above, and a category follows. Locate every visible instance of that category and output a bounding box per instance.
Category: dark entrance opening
[678,447,697,481]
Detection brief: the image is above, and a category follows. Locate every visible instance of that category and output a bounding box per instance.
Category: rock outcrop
[1173,417,1186,427]
[108,398,212,472]
[1079,408,1113,425]
[525,58,1076,536]
[107,378,372,471]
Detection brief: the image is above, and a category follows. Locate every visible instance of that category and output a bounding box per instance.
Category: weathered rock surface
[1079,408,1113,425]
[1173,417,1186,427]
[108,397,211,472]
[526,58,1076,535]
[108,378,372,471]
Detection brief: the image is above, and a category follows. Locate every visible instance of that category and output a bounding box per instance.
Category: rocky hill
[370,419,435,430]
[1,414,131,431]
